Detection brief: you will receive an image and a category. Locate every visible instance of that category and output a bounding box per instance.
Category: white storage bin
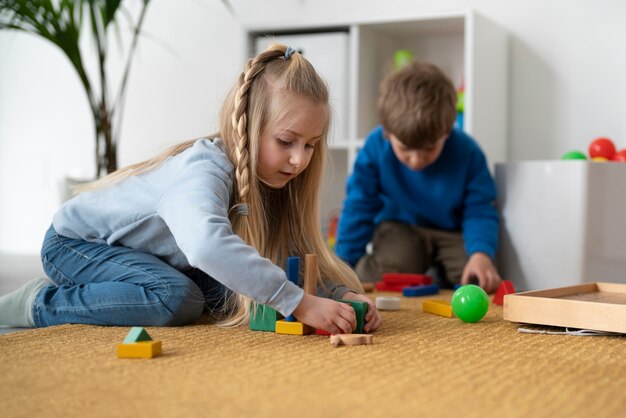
[495,161,626,291]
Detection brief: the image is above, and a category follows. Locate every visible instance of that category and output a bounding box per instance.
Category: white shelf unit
[247,11,508,232]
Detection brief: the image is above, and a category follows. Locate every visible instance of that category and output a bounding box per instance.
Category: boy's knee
[372,221,427,264]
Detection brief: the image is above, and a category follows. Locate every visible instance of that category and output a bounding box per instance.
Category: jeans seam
[51,232,174,310]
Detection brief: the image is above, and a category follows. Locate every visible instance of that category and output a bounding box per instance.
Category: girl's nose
[289,146,305,168]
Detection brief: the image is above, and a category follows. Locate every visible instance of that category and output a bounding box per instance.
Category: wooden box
[503,282,626,333]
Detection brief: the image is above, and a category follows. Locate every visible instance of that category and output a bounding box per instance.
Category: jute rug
[1,291,624,418]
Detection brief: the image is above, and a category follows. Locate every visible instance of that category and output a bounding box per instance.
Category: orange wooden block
[329,334,373,347]
[116,340,162,359]
[422,299,453,317]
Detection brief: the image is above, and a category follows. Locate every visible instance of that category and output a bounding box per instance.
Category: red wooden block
[316,329,331,336]
[374,282,406,292]
[492,280,515,305]
[382,273,433,286]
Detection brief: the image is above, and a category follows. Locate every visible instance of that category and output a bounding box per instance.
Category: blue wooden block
[403,284,440,297]
[454,284,462,290]
[285,256,300,322]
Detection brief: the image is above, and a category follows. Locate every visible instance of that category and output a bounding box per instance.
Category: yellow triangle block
[422,300,453,317]
[116,340,162,359]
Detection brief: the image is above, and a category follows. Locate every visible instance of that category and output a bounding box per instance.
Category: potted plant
[0,0,153,181]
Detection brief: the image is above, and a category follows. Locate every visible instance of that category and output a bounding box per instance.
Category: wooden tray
[503,282,626,333]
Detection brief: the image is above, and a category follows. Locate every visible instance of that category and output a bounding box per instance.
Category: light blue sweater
[53,138,337,317]
[335,126,499,267]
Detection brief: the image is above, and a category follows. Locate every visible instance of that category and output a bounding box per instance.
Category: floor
[0,252,46,335]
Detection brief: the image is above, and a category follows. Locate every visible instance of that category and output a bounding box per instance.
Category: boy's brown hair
[378,61,457,149]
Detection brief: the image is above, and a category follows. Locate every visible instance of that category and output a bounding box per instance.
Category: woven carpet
[1,290,624,418]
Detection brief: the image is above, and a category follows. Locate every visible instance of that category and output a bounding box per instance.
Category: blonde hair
[378,61,456,148]
[82,44,363,326]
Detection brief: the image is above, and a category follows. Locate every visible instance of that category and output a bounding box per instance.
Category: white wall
[1,0,625,255]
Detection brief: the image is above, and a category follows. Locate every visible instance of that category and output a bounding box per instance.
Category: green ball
[561,150,587,160]
[451,285,489,323]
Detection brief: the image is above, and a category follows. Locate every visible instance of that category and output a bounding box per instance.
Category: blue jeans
[34,225,229,327]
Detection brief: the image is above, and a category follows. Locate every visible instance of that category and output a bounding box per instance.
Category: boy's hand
[339,291,382,333]
[461,253,501,293]
[292,293,357,334]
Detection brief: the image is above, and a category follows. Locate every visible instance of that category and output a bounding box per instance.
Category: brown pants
[355,221,468,287]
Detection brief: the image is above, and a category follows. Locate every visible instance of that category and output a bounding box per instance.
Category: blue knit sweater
[335,125,499,267]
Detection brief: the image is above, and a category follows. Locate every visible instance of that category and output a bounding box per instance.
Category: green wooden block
[123,327,152,344]
[250,304,282,332]
[338,299,369,334]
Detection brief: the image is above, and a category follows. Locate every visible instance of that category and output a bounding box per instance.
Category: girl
[0,44,381,334]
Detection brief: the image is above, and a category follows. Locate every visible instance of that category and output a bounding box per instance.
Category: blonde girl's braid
[231,46,287,207]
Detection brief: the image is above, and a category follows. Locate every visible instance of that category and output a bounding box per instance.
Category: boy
[335,61,501,293]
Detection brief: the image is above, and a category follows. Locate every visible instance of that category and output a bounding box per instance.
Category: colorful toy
[393,49,413,70]
[326,213,339,250]
[612,149,626,162]
[492,280,516,305]
[250,304,282,332]
[375,282,406,292]
[284,256,300,322]
[382,273,433,286]
[276,320,313,335]
[123,326,152,343]
[592,157,608,162]
[338,299,368,333]
[402,284,439,297]
[330,334,373,347]
[450,284,489,323]
[117,327,161,359]
[422,300,453,317]
[375,296,401,311]
[561,150,587,160]
[588,137,616,160]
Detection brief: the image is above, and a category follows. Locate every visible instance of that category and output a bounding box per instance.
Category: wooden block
[422,299,453,317]
[250,304,282,332]
[330,334,373,347]
[492,280,516,305]
[338,299,368,333]
[316,329,331,336]
[383,273,433,286]
[285,257,300,322]
[403,284,440,297]
[304,254,318,296]
[375,296,401,311]
[362,282,375,292]
[123,327,152,344]
[275,320,313,335]
[374,282,406,292]
[116,340,162,359]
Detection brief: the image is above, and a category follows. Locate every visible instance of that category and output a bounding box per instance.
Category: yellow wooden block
[275,320,313,335]
[116,340,162,358]
[422,299,453,318]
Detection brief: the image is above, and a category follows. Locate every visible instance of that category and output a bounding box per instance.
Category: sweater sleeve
[335,128,385,266]
[155,148,304,317]
[461,147,500,260]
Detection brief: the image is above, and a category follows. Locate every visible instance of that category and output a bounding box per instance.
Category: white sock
[0,277,53,328]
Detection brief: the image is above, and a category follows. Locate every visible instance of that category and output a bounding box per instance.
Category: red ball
[589,137,616,160]
[613,149,626,162]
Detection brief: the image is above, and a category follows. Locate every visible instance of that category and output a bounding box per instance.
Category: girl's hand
[339,291,382,333]
[292,293,357,334]
[461,252,501,293]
